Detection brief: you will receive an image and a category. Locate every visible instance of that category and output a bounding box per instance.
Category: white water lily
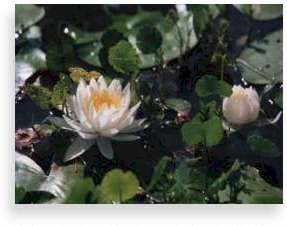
[49,76,147,161]
[223,85,260,126]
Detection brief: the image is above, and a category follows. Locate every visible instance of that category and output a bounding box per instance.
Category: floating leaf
[247,135,280,158]
[51,73,72,107]
[195,75,232,97]
[182,116,223,147]
[181,122,204,146]
[238,29,282,84]
[135,25,163,54]
[108,40,140,74]
[101,169,139,203]
[273,89,283,109]
[165,98,191,112]
[77,11,197,69]
[15,152,70,200]
[101,29,126,47]
[64,178,95,204]
[16,47,46,93]
[46,38,76,72]
[235,4,282,21]
[204,116,224,147]
[15,187,26,203]
[25,84,52,109]
[15,4,45,31]
[64,25,102,45]
[238,165,282,204]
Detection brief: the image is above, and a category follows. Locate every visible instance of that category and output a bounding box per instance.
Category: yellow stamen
[232,91,247,100]
[90,90,121,111]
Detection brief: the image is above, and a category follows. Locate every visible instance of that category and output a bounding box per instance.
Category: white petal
[63,115,87,132]
[64,137,96,162]
[100,128,119,137]
[89,78,98,92]
[97,76,107,91]
[96,136,114,159]
[77,131,98,140]
[109,79,122,94]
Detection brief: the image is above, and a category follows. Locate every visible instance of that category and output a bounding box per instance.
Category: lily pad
[77,11,198,69]
[101,169,139,203]
[182,116,223,147]
[235,4,282,21]
[238,29,283,85]
[247,135,280,158]
[108,40,140,74]
[15,4,45,32]
[165,98,191,111]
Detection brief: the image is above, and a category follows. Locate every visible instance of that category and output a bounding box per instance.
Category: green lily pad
[148,156,172,191]
[108,40,140,74]
[15,4,45,32]
[238,29,283,85]
[101,169,139,203]
[247,135,280,158]
[135,25,163,54]
[182,116,223,147]
[165,98,191,111]
[195,75,232,97]
[77,11,197,69]
[235,4,282,21]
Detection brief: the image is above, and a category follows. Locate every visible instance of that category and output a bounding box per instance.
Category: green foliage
[195,75,232,97]
[147,156,172,191]
[101,29,126,47]
[238,29,283,85]
[64,178,96,204]
[77,11,198,69]
[65,25,102,45]
[182,116,223,147]
[237,166,282,204]
[46,37,76,72]
[25,84,52,109]
[16,47,46,71]
[15,4,45,31]
[15,152,70,200]
[135,25,163,54]
[235,4,282,21]
[164,98,191,112]
[247,135,280,158]
[273,89,283,109]
[15,187,26,204]
[51,73,72,107]
[108,40,140,74]
[101,169,139,203]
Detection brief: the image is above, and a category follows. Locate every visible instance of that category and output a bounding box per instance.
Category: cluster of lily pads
[15,4,282,204]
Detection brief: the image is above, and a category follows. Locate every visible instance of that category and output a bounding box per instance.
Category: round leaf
[247,135,280,158]
[165,98,191,111]
[238,30,282,84]
[101,169,139,203]
[135,25,163,54]
[15,4,45,31]
[108,40,140,74]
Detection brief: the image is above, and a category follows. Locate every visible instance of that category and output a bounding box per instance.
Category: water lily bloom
[222,85,260,126]
[49,76,147,161]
